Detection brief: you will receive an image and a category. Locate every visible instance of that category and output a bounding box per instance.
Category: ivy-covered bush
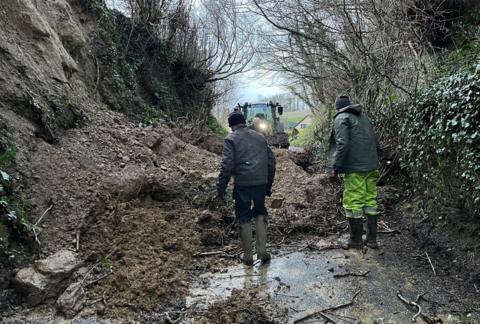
[400,65,480,215]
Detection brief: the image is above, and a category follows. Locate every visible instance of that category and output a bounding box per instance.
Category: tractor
[234,102,289,148]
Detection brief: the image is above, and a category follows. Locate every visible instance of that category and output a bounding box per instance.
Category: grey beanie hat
[335,95,351,110]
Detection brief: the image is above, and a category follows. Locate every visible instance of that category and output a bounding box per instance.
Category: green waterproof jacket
[329,104,380,173]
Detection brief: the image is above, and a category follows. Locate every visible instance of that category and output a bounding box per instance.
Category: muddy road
[3,147,480,323]
[182,150,480,323]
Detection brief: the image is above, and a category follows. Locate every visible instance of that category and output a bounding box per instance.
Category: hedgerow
[400,65,480,215]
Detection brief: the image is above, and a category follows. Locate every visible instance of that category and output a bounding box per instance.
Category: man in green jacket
[330,95,381,249]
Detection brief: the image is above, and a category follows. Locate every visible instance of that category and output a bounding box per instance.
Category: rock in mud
[142,131,162,149]
[34,250,81,280]
[269,197,284,209]
[56,282,85,318]
[13,250,81,306]
[13,267,50,305]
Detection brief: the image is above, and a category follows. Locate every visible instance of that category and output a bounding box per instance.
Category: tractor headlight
[258,122,268,131]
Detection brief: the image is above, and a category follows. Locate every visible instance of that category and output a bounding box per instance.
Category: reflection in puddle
[187,238,480,323]
[186,247,354,313]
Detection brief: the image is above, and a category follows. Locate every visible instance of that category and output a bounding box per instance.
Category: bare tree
[248,0,456,113]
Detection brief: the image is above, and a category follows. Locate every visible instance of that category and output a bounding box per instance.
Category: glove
[266,188,272,197]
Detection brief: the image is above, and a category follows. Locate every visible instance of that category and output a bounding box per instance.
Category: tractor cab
[234,102,289,148]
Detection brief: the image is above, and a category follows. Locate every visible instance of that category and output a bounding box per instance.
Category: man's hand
[266,189,272,197]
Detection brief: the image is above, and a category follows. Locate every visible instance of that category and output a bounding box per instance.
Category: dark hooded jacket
[218,125,276,195]
[329,104,380,173]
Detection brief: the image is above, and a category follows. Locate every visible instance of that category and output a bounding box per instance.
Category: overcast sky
[231,69,284,104]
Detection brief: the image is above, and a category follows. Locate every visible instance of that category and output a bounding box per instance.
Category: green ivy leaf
[0,171,10,182]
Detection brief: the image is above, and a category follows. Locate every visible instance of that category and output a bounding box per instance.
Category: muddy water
[187,237,477,323]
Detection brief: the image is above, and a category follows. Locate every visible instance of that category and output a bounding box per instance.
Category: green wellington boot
[255,215,271,262]
[365,216,379,249]
[239,222,254,266]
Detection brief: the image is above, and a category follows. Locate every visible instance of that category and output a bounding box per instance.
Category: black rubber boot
[365,216,379,249]
[255,215,271,263]
[343,219,363,249]
[239,223,254,266]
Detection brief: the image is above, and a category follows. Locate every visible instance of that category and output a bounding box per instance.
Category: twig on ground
[318,311,339,323]
[195,251,228,256]
[81,245,118,285]
[334,270,370,278]
[378,229,400,234]
[35,205,53,226]
[291,290,361,324]
[194,250,238,258]
[76,231,80,252]
[298,241,314,252]
[397,290,422,322]
[275,293,300,298]
[85,270,114,287]
[32,204,54,245]
[416,293,426,303]
[220,273,261,279]
[425,251,437,276]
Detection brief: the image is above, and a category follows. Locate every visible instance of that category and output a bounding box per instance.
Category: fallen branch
[291,290,361,324]
[425,251,437,276]
[334,270,370,279]
[397,290,422,322]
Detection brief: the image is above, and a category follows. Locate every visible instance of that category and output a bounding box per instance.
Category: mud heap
[0,0,344,320]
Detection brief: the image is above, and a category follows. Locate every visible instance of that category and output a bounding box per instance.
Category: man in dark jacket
[218,112,276,265]
[330,95,381,249]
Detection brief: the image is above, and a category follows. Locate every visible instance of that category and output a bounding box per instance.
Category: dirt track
[3,132,480,322]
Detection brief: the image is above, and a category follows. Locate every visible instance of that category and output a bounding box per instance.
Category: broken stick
[425,251,437,276]
[84,270,114,287]
[35,204,53,227]
[76,231,80,252]
[397,290,422,322]
[291,290,361,324]
[333,270,370,278]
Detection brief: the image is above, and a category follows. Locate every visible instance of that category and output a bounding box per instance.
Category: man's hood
[335,104,362,117]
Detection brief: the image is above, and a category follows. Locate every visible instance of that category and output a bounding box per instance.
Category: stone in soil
[56,282,85,318]
[13,250,81,306]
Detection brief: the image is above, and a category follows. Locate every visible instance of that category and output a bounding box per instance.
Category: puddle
[186,239,364,321]
[187,249,351,310]
[187,238,480,323]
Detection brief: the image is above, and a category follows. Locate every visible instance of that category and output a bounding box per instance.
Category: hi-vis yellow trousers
[343,170,380,219]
